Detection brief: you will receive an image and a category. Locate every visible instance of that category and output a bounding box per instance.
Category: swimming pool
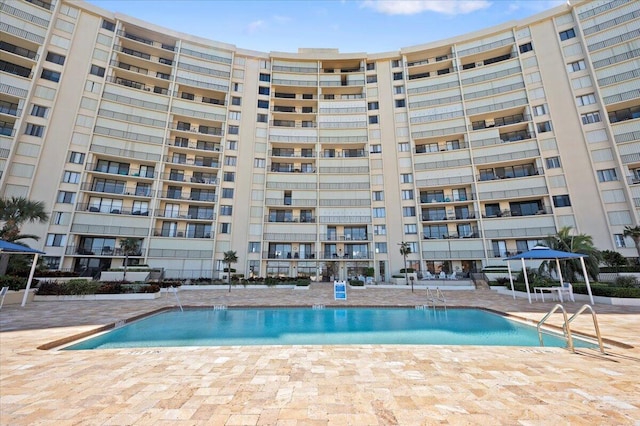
[63,308,595,350]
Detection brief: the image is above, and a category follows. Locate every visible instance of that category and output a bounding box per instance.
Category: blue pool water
[64,308,594,350]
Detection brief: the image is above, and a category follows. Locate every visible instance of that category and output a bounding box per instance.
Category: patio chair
[439,271,446,279]
[448,271,457,280]
[556,282,575,302]
[0,286,8,310]
[424,271,435,280]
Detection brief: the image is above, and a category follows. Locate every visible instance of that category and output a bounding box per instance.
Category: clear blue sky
[83,0,566,53]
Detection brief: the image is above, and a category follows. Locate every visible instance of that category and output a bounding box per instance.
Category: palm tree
[223,250,238,292]
[0,197,49,275]
[541,226,602,281]
[399,242,412,292]
[119,238,141,281]
[0,196,49,242]
[623,225,640,261]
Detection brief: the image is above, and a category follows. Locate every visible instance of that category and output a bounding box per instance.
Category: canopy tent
[0,240,45,307]
[504,245,594,304]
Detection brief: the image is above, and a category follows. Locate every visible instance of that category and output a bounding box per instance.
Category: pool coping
[38,304,633,351]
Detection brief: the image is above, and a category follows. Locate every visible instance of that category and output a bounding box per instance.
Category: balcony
[77,203,151,217]
[477,167,542,182]
[107,76,168,95]
[170,123,224,137]
[87,163,156,179]
[118,30,176,51]
[80,182,154,197]
[65,246,144,256]
[471,113,529,130]
[421,211,479,221]
[161,173,218,185]
[153,229,213,238]
[0,41,38,61]
[265,215,316,223]
[156,210,216,220]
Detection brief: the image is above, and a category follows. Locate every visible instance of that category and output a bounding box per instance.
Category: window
[597,168,618,182]
[249,242,261,253]
[581,112,601,124]
[553,194,571,207]
[46,52,65,65]
[231,97,241,106]
[373,207,386,218]
[394,85,405,94]
[403,207,416,217]
[392,59,401,68]
[228,125,239,135]
[402,189,414,200]
[254,158,265,168]
[220,223,231,234]
[41,69,61,82]
[369,115,379,124]
[559,28,576,41]
[576,94,596,106]
[533,104,547,116]
[374,225,386,235]
[372,191,384,201]
[259,73,270,82]
[401,173,413,183]
[366,62,375,70]
[258,86,270,95]
[43,256,61,269]
[63,171,80,184]
[68,151,85,164]
[366,75,378,83]
[519,42,533,53]
[181,92,194,100]
[370,144,382,153]
[545,156,561,169]
[257,113,268,123]
[227,140,237,150]
[367,102,379,110]
[25,123,44,137]
[222,188,234,198]
[536,121,552,133]
[395,99,406,108]
[220,205,233,215]
[57,191,75,204]
[398,142,409,152]
[404,224,417,234]
[31,105,49,118]
[101,20,115,31]
[223,172,235,182]
[393,72,403,81]
[229,111,241,120]
[46,233,66,247]
[257,100,269,109]
[90,64,105,77]
[567,60,586,73]
[224,156,237,166]
[232,82,242,92]
[614,234,626,248]
[375,242,387,253]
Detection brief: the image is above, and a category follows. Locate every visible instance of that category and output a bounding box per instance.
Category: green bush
[35,270,80,278]
[349,279,365,286]
[600,266,640,273]
[0,275,38,291]
[614,276,639,288]
[295,279,311,286]
[65,279,100,295]
[399,268,415,273]
[392,274,404,278]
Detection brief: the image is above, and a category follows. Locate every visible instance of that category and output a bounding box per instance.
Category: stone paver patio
[1,284,639,425]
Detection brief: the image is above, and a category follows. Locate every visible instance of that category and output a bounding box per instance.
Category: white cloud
[361,0,492,15]
[504,0,566,14]
[245,20,265,35]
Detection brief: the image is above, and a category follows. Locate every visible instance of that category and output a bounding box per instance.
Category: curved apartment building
[1,0,639,281]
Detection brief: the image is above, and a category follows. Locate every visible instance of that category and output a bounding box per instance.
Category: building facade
[1,0,639,280]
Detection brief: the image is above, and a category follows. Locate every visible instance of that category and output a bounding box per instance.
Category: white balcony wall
[415,166,474,181]
[586,19,640,46]
[272,59,317,69]
[269,128,318,138]
[407,73,458,91]
[611,121,640,137]
[317,207,370,216]
[460,58,521,81]
[463,74,524,94]
[464,90,528,110]
[171,101,226,121]
[175,70,229,89]
[409,104,463,120]
[1,74,32,94]
[318,100,366,109]
[180,42,233,62]
[600,79,640,98]
[95,118,166,138]
[320,175,369,184]
[481,215,555,231]
[410,88,461,104]
[101,100,168,121]
[476,175,547,192]
[411,118,466,134]
[318,128,367,137]
[272,72,317,84]
[3,14,48,41]
[104,83,170,105]
[468,128,500,141]
[595,58,640,80]
[91,135,165,156]
[473,139,539,158]
[317,114,367,123]
[72,213,151,228]
[456,31,514,55]
[617,140,640,155]
[178,57,231,74]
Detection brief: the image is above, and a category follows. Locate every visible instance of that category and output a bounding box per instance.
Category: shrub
[399,268,415,273]
[65,279,100,295]
[36,281,64,295]
[392,274,404,278]
[349,279,365,286]
[35,270,80,278]
[614,275,639,288]
[0,275,38,291]
[295,279,311,286]
[96,282,123,294]
[265,277,278,287]
[495,277,510,286]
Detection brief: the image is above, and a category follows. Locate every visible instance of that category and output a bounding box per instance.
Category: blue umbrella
[0,240,45,307]
[504,245,594,304]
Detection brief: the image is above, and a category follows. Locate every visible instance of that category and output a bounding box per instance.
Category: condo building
[1,0,639,281]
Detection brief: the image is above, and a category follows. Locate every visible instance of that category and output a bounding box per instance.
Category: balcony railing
[155,211,216,220]
[264,215,316,223]
[471,114,529,130]
[421,211,479,221]
[80,182,154,197]
[77,203,151,217]
[161,173,218,184]
[164,156,220,168]
[152,229,213,238]
[320,234,369,241]
[118,30,176,51]
[156,191,217,202]
[423,230,481,240]
[477,167,543,181]
[169,123,224,136]
[65,246,144,256]
[86,164,156,179]
[482,206,551,218]
[419,193,476,203]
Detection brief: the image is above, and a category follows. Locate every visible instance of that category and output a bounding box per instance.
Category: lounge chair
[424,271,435,280]
[448,272,456,280]
[439,271,446,279]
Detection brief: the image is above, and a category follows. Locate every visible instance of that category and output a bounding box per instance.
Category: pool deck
[1,284,639,425]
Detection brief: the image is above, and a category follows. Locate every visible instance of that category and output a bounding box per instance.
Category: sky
[83,0,568,53]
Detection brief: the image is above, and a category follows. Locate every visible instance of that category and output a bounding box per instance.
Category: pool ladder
[426,287,447,310]
[537,304,605,353]
[170,286,183,312]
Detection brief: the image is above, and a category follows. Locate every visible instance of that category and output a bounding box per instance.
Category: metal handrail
[426,287,447,310]
[537,304,574,352]
[567,305,605,354]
